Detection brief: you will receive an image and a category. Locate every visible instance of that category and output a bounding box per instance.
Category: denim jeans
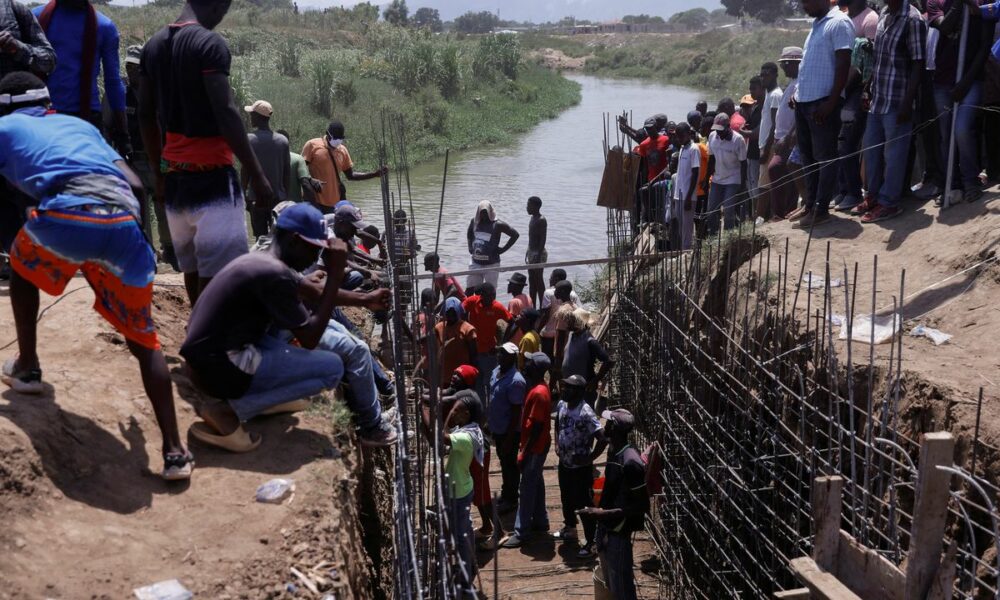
[706,182,742,233]
[514,451,549,537]
[318,318,382,430]
[231,334,344,421]
[934,81,983,189]
[837,104,868,202]
[474,352,498,402]
[794,100,842,216]
[558,463,596,544]
[603,532,637,600]
[447,491,476,595]
[864,111,914,209]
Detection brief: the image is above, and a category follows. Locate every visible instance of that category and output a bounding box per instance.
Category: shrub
[333,77,358,108]
[416,86,448,135]
[277,38,301,77]
[435,42,462,99]
[472,33,520,81]
[310,59,336,116]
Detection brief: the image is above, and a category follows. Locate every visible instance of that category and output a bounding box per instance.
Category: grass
[524,28,809,97]
[103,5,582,167]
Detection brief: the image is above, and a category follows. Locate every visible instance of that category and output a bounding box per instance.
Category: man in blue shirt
[488,342,526,513]
[32,0,127,147]
[0,71,191,481]
[788,0,855,228]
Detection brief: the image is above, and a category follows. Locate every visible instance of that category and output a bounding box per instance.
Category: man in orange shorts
[0,72,191,480]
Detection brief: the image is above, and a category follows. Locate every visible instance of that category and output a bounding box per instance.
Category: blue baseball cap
[275,203,329,247]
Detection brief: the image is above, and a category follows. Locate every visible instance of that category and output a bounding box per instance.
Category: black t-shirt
[180,252,310,398]
[140,22,231,142]
[600,445,649,534]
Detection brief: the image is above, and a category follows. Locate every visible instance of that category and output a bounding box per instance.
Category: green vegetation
[105,4,581,167]
[524,28,807,95]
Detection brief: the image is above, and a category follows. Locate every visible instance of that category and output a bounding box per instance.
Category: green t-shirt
[446,430,474,499]
[288,152,310,203]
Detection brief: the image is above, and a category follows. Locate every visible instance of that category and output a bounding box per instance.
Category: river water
[349,74,702,296]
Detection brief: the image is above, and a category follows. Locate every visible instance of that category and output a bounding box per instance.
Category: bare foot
[198,402,241,435]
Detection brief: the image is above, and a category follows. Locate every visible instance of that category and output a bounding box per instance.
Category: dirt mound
[0,274,383,599]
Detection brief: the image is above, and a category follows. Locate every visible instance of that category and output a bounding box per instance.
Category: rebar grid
[599,205,1000,599]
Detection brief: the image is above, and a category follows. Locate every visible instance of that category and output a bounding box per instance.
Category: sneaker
[359,418,398,448]
[161,450,194,481]
[860,204,902,223]
[834,195,863,212]
[829,194,844,209]
[576,545,595,559]
[477,536,499,551]
[912,182,941,200]
[1,358,43,394]
[850,196,877,216]
[551,527,578,541]
[794,212,830,228]
[501,534,524,549]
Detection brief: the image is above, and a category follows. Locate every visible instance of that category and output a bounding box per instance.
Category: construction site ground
[0,275,378,599]
[762,184,1000,469]
[476,448,659,599]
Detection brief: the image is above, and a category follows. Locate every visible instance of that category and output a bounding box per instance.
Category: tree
[383,0,409,26]
[454,10,500,34]
[720,0,799,24]
[412,7,443,32]
[668,8,710,31]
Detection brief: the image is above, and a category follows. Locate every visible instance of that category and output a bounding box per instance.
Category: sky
[289,0,721,22]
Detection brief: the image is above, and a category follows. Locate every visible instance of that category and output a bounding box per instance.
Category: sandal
[162,450,194,481]
[189,422,262,453]
[1,357,43,395]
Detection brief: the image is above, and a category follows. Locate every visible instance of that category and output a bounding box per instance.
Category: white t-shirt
[540,286,581,309]
[759,86,785,150]
[674,142,699,201]
[707,131,748,186]
[774,79,798,142]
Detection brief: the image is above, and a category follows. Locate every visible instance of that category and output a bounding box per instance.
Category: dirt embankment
[0,276,392,599]
[531,48,589,71]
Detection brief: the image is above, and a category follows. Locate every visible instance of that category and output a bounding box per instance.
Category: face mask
[327,138,344,149]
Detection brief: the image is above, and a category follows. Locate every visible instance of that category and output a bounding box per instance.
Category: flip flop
[189,422,262,453]
[260,399,312,416]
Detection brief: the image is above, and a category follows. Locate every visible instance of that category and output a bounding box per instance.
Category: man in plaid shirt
[854,0,927,223]
[0,0,55,280]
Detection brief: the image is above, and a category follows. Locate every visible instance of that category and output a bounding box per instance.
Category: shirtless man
[466,200,519,290]
[525,196,547,307]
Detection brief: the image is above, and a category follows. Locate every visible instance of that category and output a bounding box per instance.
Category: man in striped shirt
[853,0,927,223]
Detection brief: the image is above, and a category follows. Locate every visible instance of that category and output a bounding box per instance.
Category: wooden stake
[903,432,955,600]
[811,476,844,571]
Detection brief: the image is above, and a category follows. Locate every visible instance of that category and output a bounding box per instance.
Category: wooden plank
[904,432,955,600]
[811,476,844,571]
[927,541,958,600]
[835,530,904,600]
[790,557,863,600]
[774,588,811,599]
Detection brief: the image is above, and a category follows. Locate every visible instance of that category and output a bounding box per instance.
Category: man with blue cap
[181,202,396,451]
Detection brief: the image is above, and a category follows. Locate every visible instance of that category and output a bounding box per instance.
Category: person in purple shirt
[32,0,128,149]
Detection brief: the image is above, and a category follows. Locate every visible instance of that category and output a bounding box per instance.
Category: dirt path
[0,275,377,599]
[766,186,1000,404]
[474,448,659,599]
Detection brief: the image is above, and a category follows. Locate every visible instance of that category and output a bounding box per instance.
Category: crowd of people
[3,0,996,594]
[625,0,999,248]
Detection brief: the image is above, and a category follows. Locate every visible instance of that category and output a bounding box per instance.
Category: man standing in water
[466,200,519,290]
[525,196,547,307]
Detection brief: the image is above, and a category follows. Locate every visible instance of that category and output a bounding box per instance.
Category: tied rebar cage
[600,179,1000,597]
